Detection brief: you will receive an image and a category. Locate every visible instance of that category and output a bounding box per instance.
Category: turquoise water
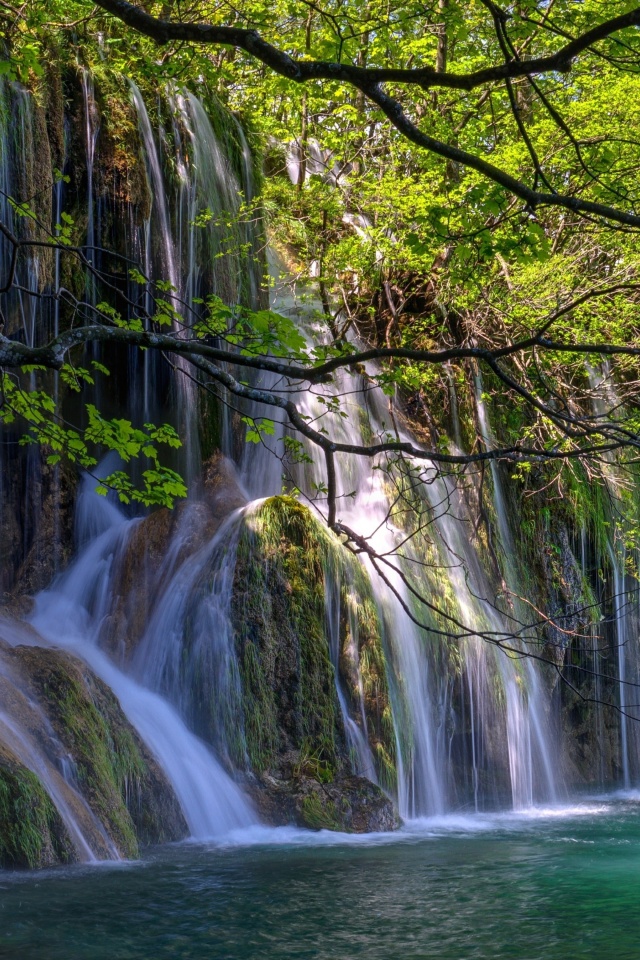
[2,796,640,960]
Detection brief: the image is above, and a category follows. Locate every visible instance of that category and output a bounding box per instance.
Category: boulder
[248,770,399,833]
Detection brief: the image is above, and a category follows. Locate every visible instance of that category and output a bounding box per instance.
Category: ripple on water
[1,794,640,960]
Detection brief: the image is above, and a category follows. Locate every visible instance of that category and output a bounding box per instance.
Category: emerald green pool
[2,796,640,960]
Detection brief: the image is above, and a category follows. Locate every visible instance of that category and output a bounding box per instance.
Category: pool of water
[2,795,640,960]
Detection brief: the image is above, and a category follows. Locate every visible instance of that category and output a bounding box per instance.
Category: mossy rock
[0,744,74,869]
[10,645,187,857]
[248,770,399,834]
[231,496,397,792]
[232,496,344,773]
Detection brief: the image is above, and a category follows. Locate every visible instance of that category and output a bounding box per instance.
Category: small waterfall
[0,710,102,863]
[132,508,250,768]
[80,69,99,299]
[269,275,563,814]
[28,480,256,841]
[586,363,640,786]
[274,281,446,816]
[473,373,558,806]
[128,81,200,481]
[0,628,120,862]
[608,541,630,787]
[129,82,264,487]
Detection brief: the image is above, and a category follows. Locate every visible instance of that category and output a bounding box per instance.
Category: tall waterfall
[267,283,560,814]
[0,72,636,865]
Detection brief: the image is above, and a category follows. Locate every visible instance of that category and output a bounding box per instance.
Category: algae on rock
[231,496,397,804]
[0,745,74,869]
[3,643,187,859]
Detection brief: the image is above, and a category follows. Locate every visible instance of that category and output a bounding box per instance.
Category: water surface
[1,796,639,960]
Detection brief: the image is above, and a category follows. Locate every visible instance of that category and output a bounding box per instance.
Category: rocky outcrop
[231,496,399,831]
[249,769,399,833]
[0,629,188,865]
[0,742,74,870]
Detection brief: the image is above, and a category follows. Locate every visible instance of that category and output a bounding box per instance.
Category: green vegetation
[2,2,640,524]
[232,496,396,784]
[233,496,342,771]
[300,791,342,831]
[0,756,73,869]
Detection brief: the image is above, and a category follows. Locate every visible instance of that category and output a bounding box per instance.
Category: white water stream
[1,76,632,866]
[28,482,255,842]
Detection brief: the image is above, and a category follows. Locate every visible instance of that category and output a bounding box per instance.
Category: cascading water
[131,506,251,768]
[29,474,256,841]
[265,276,561,814]
[474,372,559,807]
[586,363,640,786]
[0,630,119,862]
[128,82,263,486]
[2,68,637,872]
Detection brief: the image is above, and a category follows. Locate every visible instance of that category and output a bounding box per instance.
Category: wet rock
[248,770,399,834]
[0,448,76,601]
[14,643,188,855]
[202,451,247,521]
[0,742,75,869]
[0,630,188,864]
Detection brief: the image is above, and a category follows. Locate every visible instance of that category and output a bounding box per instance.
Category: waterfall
[80,69,99,301]
[3,70,638,867]
[28,478,256,840]
[128,80,200,483]
[264,276,563,814]
[608,542,630,788]
[586,363,640,786]
[128,82,264,487]
[474,372,559,807]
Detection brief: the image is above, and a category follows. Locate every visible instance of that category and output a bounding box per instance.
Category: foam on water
[181,798,619,852]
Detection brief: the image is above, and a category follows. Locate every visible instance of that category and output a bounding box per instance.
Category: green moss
[231,495,398,794]
[0,759,73,869]
[232,496,339,771]
[22,651,147,859]
[300,791,342,831]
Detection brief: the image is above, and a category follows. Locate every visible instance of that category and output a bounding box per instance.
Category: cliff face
[0,56,636,867]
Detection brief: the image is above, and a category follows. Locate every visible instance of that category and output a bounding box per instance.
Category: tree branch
[91,1,640,91]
